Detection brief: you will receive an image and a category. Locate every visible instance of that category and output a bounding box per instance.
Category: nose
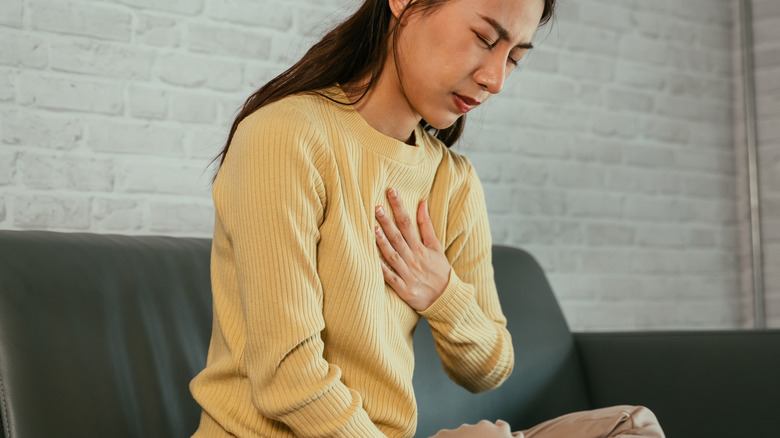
[474,54,507,95]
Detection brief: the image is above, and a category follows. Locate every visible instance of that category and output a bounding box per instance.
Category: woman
[190,0,665,437]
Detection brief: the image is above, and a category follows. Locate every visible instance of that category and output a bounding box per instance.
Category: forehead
[442,0,545,41]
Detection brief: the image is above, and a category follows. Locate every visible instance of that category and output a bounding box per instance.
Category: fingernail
[389,188,398,199]
[425,200,429,215]
[376,206,385,217]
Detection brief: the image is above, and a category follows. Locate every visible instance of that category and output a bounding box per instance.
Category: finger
[378,252,407,289]
[417,200,442,251]
[386,188,422,250]
[375,224,411,279]
[376,204,413,261]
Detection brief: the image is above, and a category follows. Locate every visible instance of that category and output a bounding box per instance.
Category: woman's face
[392,0,545,129]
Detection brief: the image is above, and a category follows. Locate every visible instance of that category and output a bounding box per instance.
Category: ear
[388,0,412,21]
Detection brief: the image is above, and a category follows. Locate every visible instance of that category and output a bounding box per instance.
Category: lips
[453,93,481,113]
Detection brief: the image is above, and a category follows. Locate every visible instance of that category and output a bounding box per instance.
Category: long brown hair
[209,0,556,182]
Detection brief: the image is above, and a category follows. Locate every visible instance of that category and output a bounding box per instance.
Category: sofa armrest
[574,330,780,438]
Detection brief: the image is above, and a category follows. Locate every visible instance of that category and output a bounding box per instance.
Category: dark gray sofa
[0,230,778,438]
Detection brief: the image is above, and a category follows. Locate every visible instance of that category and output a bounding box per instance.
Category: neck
[343,60,421,145]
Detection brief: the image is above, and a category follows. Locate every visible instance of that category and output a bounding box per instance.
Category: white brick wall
[751,0,780,327]
[0,0,762,331]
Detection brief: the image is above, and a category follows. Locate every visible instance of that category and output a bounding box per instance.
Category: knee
[624,405,665,438]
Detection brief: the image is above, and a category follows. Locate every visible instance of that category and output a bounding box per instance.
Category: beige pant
[428,405,665,438]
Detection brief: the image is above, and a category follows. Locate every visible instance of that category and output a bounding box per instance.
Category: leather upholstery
[2,230,779,438]
[0,231,211,437]
[576,331,780,437]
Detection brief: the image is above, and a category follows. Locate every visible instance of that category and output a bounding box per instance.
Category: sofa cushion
[0,231,212,438]
[413,245,591,436]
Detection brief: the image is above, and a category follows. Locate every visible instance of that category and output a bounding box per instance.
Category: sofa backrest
[0,231,212,438]
[413,245,591,436]
[0,231,591,438]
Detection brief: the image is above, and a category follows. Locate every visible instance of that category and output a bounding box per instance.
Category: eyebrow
[478,14,534,49]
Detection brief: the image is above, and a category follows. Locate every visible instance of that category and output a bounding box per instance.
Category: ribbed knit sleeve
[418,162,514,394]
[215,104,385,437]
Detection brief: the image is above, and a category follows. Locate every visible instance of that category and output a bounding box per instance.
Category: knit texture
[189,85,514,438]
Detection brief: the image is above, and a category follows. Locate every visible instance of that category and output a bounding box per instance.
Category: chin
[422,114,461,131]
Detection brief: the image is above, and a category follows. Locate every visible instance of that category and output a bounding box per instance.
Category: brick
[753,46,780,70]
[510,73,576,102]
[295,5,349,38]
[606,88,654,112]
[207,0,293,31]
[682,174,735,199]
[551,163,605,189]
[576,84,606,107]
[675,0,733,25]
[684,251,739,274]
[500,156,549,185]
[1,110,82,150]
[635,224,687,248]
[244,62,285,89]
[88,120,184,156]
[606,167,665,195]
[635,11,663,38]
[623,144,675,168]
[115,161,211,197]
[559,24,619,57]
[689,122,731,149]
[128,86,167,119]
[135,13,181,47]
[511,188,565,215]
[641,117,690,144]
[170,92,217,123]
[511,219,582,246]
[578,1,633,32]
[158,53,244,91]
[0,69,14,101]
[113,0,204,15]
[500,128,572,159]
[625,196,679,222]
[559,54,615,81]
[664,20,699,46]
[586,222,635,246]
[753,0,780,17]
[149,201,214,234]
[271,32,310,64]
[19,152,114,192]
[677,199,737,224]
[216,96,245,126]
[525,50,558,73]
[616,62,666,91]
[92,197,144,231]
[590,111,639,139]
[187,126,225,160]
[0,30,47,68]
[30,1,131,42]
[0,151,16,185]
[564,192,623,218]
[572,138,623,164]
[698,26,731,51]
[13,194,90,230]
[668,45,731,76]
[50,39,154,80]
[753,19,780,49]
[619,36,668,66]
[0,0,23,28]
[19,73,123,115]
[188,23,272,59]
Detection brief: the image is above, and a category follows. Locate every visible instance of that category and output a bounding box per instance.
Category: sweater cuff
[418,268,481,323]
[278,384,385,438]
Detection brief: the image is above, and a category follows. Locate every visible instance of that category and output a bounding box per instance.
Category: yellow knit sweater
[189,85,514,438]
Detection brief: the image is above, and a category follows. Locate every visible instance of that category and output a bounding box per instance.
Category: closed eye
[474,32,495,49]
